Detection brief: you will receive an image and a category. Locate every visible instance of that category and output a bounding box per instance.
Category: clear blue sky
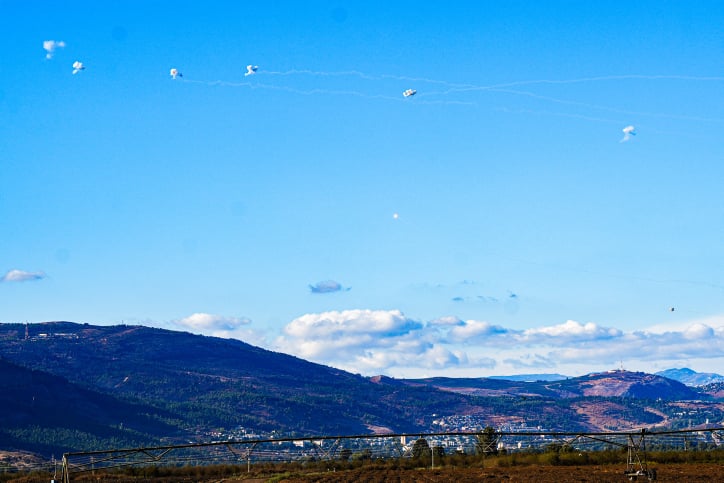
[2,1,723,377]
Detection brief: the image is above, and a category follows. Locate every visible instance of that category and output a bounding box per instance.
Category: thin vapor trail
[177,70,722,120]
[487,87,724,123]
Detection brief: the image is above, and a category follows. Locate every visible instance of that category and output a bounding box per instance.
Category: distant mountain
[556,370,701,399]
[0,322,721,458]
[488,374,568,382]
[404,370,700,400]
[656,368,724,386]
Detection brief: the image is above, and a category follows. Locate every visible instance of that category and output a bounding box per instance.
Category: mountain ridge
[655,368,724,386]
[487,374,569,382]
[0,322,722,458]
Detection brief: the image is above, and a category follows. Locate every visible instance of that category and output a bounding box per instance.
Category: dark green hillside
[0,322,475,439]
[0,358,179,455]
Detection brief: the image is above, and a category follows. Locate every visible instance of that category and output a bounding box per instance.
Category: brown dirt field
[9,463,722,483]
[270,463,724,482]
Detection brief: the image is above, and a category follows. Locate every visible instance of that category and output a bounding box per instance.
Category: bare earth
[270,463,723,482]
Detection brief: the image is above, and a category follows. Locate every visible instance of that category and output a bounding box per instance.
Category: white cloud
[170,312,270,345]
[521,320,622,342]
[271,310,724,378]
[275,309,451,373]
[175,312,251,332]
[536,323,724,369]
[1,269,46,282]
[682,323,715,340]
[353,343,480,374]
[447,320,509,342]
[43,40,66,59]
[279,309,421,356]
[429,315,464,327]
[309,280,350,294]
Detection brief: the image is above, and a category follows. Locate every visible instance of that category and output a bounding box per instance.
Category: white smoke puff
[620,125,636,143]
[43,40,66,59]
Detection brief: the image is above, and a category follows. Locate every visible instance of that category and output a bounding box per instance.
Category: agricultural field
[274,464,724,482]
[4,463,723,483]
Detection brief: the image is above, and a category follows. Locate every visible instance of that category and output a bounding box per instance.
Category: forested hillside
[0,322,721,458]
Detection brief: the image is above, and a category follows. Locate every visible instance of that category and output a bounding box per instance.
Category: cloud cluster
[1,269,46,283]
[275,309,478,374]
[273,309,724,377]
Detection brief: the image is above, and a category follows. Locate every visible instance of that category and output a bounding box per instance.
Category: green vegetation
[411,438,430,459]
[475,426,499,456]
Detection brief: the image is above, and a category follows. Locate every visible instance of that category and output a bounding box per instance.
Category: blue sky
[2,1,724,377]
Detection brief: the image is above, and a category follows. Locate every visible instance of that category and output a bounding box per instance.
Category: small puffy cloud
[429,315,464,327]
[309,280,350,294]
[447,320,510,342]
[43,40,65,59]
[521,320,622,343]
[282,309,420,342]
[174,312,251,332]
[2,269,46,282]
[169,313,269,347]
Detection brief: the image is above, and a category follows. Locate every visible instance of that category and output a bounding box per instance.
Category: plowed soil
[273,463,722,482]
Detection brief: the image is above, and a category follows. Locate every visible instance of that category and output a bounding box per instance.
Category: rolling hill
[0,322,722,458]
[0,322,476,447]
